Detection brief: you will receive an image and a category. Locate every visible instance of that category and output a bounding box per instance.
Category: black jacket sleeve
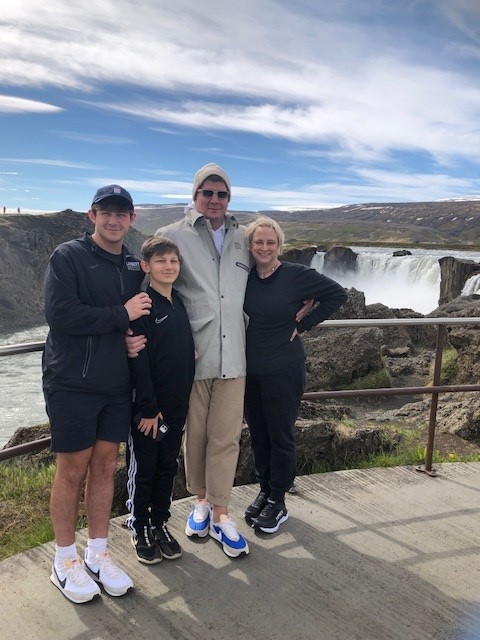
[129,316,159,419]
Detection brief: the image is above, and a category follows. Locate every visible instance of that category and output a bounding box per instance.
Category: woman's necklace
[256,261,280,279]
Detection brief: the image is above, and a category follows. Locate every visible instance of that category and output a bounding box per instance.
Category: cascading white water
[462,274,480,296]
[311,246,480,314]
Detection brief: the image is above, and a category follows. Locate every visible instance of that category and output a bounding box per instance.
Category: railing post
[417,324,446,477]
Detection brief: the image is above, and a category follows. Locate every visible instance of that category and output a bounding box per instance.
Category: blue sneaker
[209,517,249,558]
[185,501,210,537]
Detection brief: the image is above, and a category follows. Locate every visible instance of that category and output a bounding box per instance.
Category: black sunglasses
[197,189,229,199]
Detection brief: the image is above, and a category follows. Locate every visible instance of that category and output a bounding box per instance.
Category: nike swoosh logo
[84,561,100,579]
[54,566,67,589]
[155,315,169,324]
[90,264,99,269]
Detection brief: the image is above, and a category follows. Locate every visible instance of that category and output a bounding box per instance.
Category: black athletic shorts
[44,389,132,453]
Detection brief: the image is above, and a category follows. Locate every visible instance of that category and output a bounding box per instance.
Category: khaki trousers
[184,377,245,506]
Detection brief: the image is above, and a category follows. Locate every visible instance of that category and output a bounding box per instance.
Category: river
[2,246,480,448]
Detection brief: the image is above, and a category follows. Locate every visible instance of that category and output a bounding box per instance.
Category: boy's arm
[130,318,158,419]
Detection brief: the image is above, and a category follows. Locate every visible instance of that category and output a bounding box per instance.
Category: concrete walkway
[2,463,480,640]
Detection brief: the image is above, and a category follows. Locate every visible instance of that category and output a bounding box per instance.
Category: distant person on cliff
[243,216,347,533]
[125,236,195,565]
[43,184,151,604]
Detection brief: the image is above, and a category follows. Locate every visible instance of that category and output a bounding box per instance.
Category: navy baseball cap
[91,184,133,206]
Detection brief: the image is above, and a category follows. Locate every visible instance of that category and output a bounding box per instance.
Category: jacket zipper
[118,266,125,296]
[82,336,92,378]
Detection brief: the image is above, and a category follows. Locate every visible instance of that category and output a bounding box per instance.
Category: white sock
[54,543,78,575]
[85,537,107,564]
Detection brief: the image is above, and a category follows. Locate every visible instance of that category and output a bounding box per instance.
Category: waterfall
[462,274,480,296]
[310,247,465,314]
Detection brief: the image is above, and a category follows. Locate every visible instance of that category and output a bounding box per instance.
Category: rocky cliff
[438,256,480,306]
[0,210,146,333]
[281,245,317,265]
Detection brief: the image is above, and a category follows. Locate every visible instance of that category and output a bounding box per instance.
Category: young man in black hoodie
[43,185,152,604]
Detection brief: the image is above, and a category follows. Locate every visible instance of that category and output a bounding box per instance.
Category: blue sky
[2,0,480,213]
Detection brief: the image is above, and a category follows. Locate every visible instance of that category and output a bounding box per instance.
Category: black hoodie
[42,233,144,395]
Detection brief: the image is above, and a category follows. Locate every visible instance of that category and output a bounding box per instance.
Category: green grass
[354,446,480,470]
[0,464,57,560]
[305,425,480,475]
[344,368,392,390]
[438,347,458,384]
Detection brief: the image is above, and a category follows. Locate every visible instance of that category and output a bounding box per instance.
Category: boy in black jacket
[126,236,195,564]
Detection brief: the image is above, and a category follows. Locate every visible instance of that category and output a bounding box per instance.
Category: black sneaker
[244,490,269,521]
[132,525,162,564]
[152,522,182,560]
[252,499,288,534]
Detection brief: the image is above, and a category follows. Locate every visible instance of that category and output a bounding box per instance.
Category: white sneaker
[209,517,249,558]
[50,558,101,604]
[83,551,133,596]
[185,501,211,537]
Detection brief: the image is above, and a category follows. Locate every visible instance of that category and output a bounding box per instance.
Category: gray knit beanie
[192,163,231,201]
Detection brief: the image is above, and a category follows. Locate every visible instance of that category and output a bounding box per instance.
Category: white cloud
[0,157,96,169]
[53,131,134,145]
[0,95,62,113]
[2,1,480,210]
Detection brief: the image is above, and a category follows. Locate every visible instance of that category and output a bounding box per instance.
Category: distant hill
[134,200,480,249]
[133,204,257,235]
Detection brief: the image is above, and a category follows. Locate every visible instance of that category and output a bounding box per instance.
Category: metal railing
[2,318,480,474]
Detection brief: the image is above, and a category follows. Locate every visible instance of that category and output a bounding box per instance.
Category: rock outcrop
[0,210,146,332]
[438,256,480,306]
[380,295,480,441]
[281,245,317,265]
[323,245,358,274]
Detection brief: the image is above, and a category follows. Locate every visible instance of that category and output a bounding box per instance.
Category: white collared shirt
[212,223,226,255]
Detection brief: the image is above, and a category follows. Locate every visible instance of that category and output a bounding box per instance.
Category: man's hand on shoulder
[125,292,152,321]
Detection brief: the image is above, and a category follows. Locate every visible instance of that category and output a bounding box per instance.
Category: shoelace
[93,552,123,579]
[193,502,210,522]
[217,518,240,541]
[262,500,281,517]
[63,558,91,586]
